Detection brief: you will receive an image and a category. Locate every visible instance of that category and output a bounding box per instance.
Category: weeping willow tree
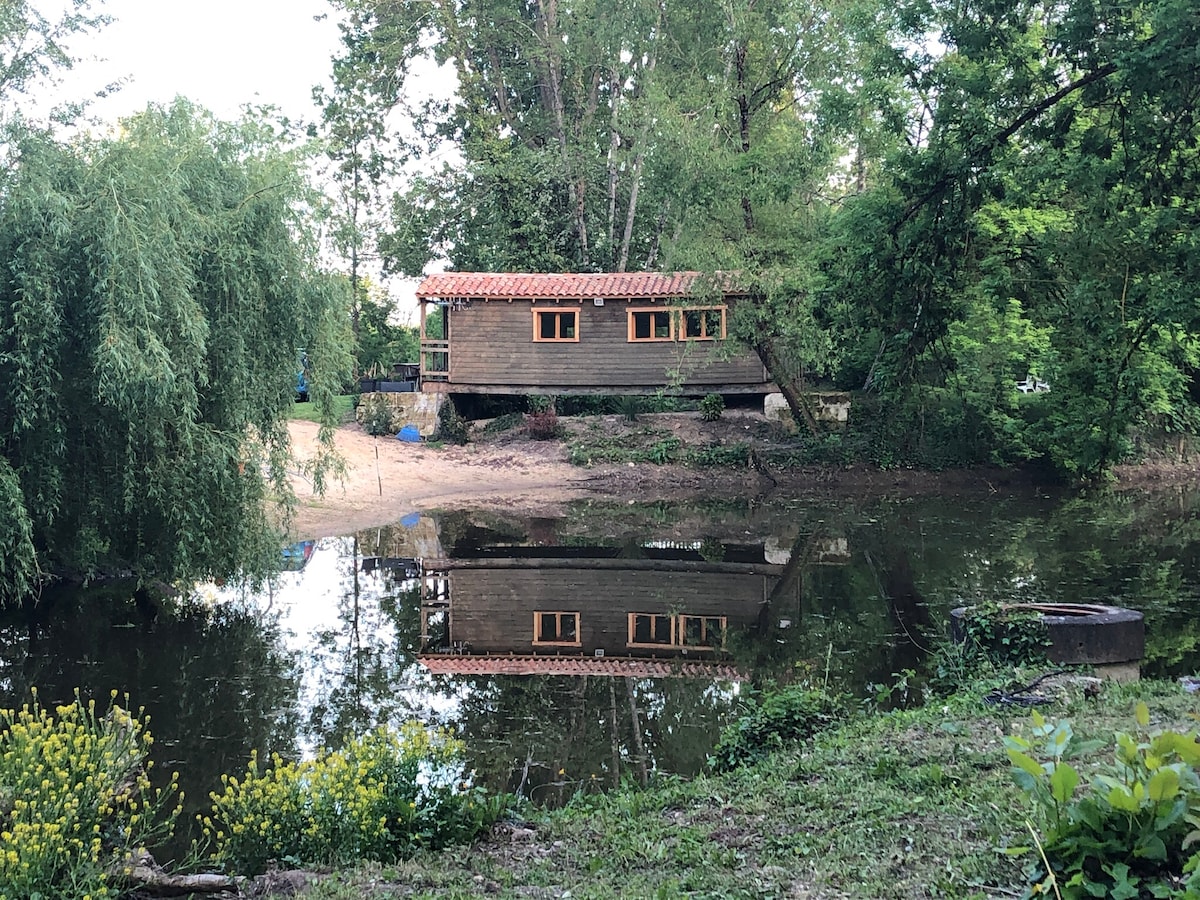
[0,100,352,600]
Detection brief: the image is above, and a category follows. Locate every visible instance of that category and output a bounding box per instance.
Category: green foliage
[699,393,725,422]
[359,394,396,437]
[708,685,842,773]
[355,290,418,378]
[526,395,555,414]
[481,412,524,436]
[0,458,36,605]
[683,443,751,467]
[616,395,643,422]
[1007,704,1200,898]
[0,690,181,900]
[953,602,1052,670]
[0,100,352,591]
[434,399,469,445]
[203,723,502,874]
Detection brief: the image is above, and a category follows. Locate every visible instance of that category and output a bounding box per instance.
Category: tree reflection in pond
[0,582,300,859]
[2,487,1198,828]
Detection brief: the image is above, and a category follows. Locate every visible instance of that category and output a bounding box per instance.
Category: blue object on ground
[396,424,421,442]
[400,513,420,528]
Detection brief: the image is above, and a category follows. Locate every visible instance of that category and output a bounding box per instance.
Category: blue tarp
[396,424,421,442]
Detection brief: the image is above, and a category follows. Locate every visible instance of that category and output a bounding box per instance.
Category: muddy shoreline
[284,416,1198,540]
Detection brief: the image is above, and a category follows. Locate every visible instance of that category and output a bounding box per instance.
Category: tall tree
[819,0,1200,477]
[0,100,352,598]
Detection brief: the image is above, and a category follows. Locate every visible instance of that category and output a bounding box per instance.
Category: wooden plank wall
[446,568,773,655]
[447,300,769,388]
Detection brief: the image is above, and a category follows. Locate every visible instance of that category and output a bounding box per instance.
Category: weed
[699,393,725,422]
[708,684,843,773]
[435,399,469,445]
[1007,703,1200,898]
[481,412,524,435]
[683,443,750,467]
[616,395,643,422]
[358,394,395,436]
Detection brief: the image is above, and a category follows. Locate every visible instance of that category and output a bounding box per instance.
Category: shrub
[954,601,1051,668]
[203,723,502,874]
[359,393,395,436]
[615,395,642,422]
[527,394,556,414]
[709,685,841,773]
[0,689,181,900]
[435,399,469,445]
[524,409,561,440]
[1007,703,1200,898]
[699,393,725,422]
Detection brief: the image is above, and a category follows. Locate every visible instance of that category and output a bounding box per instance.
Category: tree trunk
[755,338,820,436]
[625,677,648,787]
[536,0,589,266]
[607,678,621,788]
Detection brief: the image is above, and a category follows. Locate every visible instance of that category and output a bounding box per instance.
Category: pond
[2,486,1198,853]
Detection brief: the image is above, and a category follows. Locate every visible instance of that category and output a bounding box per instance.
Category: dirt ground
[285,412,1199,540]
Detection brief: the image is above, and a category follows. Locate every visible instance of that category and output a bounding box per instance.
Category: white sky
[31,0,450,318]
[43,0,343,125]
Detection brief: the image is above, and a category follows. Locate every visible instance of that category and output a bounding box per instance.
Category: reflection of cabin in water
[416,537,848,680]
[415,272,774,396]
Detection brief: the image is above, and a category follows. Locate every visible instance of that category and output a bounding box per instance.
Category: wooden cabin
[415,272,773,396]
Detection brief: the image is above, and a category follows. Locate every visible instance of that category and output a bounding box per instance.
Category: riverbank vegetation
[5,672,1198,898]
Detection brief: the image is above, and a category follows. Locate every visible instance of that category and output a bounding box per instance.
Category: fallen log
[116,864,241,897]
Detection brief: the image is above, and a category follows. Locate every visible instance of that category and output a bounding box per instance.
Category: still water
[2,488,1198,836]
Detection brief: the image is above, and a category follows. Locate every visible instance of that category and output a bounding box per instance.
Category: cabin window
[680,307,726,341]
[533,611,581,646]
[628,613,675,646]
[628,308,673,342]
[679,615,727,648]
[627,614,727,649]
[533,309,579,342]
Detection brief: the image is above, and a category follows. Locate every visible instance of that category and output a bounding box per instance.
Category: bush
[709,685,841,773]
[203,723,502,874]
[615,395,642,422]
[435,399,469,445]
[524,410,561,440]
[1007,703,1200,898]
[699,393,725,422]
[0,689,181,900]
[359,393,395,437]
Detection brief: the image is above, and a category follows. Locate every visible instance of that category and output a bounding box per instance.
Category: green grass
[290,395,356,424]
[295,678,1200,899]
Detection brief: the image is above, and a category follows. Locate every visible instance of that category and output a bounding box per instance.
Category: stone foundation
[356,391,444,438]
[764,392,851,430]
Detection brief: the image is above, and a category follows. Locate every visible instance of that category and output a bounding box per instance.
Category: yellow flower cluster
[0,689,180,900]
[204,722,482,874]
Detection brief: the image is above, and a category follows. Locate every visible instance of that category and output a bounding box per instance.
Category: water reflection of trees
[445,674,738,805]
[0,583,300,857]
[299,533,433,752]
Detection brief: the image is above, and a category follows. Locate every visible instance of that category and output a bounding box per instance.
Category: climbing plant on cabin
[0,101,352,593]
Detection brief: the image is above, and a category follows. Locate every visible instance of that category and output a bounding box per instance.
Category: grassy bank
[298,677,1199,899]
[290,395,357,424]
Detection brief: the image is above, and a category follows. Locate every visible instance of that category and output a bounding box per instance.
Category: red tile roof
[415,272,747,300]
[418,654,747,680]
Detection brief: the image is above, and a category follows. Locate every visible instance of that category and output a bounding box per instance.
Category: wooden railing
[420,339,450,382]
